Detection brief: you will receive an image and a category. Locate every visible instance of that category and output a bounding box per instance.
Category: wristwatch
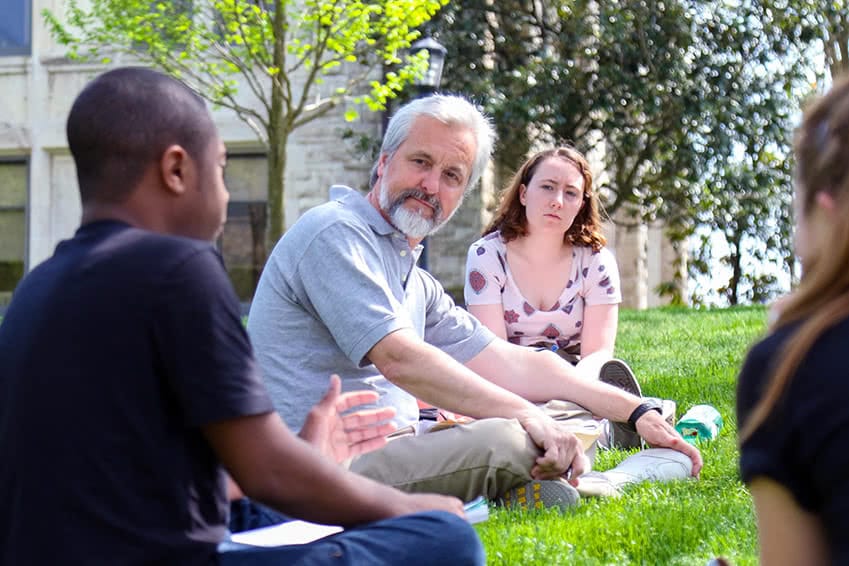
[627,399,663,428]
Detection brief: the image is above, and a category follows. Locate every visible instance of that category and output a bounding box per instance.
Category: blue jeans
[229,498,291,533]
[217,510,485,565]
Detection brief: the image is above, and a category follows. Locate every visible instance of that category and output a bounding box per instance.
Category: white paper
[463,496,489,525]
[229,497,489,548]
[230,520,343,547]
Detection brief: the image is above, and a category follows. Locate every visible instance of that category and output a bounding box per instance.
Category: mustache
[391,188,443,218]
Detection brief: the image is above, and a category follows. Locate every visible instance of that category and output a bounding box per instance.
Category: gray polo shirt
[248,185,496,431]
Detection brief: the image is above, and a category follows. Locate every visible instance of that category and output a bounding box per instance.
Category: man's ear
[159,144,190,195]
[376,153,389,180]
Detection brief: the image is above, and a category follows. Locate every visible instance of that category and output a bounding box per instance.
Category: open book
[229,496,489,548]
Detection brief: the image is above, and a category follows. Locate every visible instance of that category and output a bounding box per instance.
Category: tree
[691,0,845,302]
[756,0,849,81]
[430,1,793,214]
[427,0,808,304]
[44,0,447,252]
[694,150,793,305]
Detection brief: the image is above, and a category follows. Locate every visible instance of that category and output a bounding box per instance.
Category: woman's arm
[467,303,508,340]
[464,237,509,340]
[579,246,620,359]
[579,303,618,358]
[750,476,828,565]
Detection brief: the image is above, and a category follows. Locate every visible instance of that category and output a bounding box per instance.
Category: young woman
[737,79,849,564]
[464,146,645,448]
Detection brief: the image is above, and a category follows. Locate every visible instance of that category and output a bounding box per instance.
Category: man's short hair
[67,67,215,204]
[370,94,496,192]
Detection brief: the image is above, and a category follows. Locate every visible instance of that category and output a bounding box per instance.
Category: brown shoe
[500,479,580,512]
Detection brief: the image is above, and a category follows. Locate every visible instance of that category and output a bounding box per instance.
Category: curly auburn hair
[483,146,606,251]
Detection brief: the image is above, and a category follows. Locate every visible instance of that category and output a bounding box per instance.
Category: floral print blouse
[464,231,621,352]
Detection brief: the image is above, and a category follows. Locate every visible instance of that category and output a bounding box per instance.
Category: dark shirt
[0,221,273,565]
[737,315,849,564]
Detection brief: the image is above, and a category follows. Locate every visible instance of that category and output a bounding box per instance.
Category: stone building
[0,0,378,307]
[0,0,681,310]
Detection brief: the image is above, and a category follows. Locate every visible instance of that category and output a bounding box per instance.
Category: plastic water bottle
[675,404,723,444]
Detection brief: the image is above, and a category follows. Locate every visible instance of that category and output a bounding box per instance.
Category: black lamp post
[410,36,447,94]
[409,36,446,271]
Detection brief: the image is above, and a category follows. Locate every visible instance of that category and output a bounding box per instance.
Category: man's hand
[516,409,589,485]
[299,374,397,464]
[635,411,703,476]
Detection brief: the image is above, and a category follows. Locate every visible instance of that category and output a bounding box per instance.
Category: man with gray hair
[248,94,701,509]
[0,69,485,565]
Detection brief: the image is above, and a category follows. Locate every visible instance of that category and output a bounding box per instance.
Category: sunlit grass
[0,306,767,563]
[476,306,768,565]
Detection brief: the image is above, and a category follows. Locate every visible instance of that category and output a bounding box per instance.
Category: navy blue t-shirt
[737,316,849,564]
[0,221,273,565]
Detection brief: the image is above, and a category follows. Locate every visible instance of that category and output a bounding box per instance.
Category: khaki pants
[350,401,602,502]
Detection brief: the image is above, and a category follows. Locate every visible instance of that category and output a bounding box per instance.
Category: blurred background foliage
[422,0,845,306]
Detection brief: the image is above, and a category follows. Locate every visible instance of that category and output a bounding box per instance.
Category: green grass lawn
[0,306,766,563]
[476,306,768,566]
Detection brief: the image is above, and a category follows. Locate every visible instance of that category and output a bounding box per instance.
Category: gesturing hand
[299,374,397,464]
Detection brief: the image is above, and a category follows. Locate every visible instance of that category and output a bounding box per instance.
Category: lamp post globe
[410,36,447,92]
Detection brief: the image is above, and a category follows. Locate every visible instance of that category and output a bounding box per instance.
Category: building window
[0,0,31,55]
[0,160,27,306]
[220,154,267,302]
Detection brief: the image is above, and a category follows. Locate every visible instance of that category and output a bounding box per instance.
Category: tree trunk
[727,234,742,306]
[266,0,288,254]
[266,128,288,253]
[248,202,267,293]
[785,252,798,289]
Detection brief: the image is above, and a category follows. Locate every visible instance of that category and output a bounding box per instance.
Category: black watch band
[627,401,663,428]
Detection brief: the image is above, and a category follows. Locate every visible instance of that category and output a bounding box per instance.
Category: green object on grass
[675,404,724,444]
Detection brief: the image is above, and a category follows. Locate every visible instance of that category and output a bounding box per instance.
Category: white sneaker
[576,448,693,498]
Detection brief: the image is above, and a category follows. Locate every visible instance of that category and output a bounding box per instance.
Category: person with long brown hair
[464,146,652,449]
[736,78,849,565]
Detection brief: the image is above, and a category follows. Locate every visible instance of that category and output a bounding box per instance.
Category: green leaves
[429,0,810,305]
[45,0,448,123]
[44,0,448,246]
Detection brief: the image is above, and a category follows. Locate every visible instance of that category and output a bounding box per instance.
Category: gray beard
[377,181,462,239]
